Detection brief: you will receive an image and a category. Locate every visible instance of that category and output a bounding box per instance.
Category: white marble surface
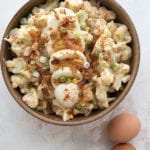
[0,0,150,150]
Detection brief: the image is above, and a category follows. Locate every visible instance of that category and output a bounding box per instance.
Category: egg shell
[112,143,136,150]
[107,113,141,143]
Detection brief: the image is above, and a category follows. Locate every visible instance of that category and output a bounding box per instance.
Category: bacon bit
[31,42,38,51]
[38,37,48,52]
[83,67,93,77]
[52,10,59,20]
[53,78,60,84]
[41,84,54,99]
[82,84,93,102]
[78,80,87,88]
[85,50,92,63]
[42,88,50,97]
[36,67,51,83]
[29,29,41,42]
[64,38,83,50]
[37,68,48,75]
[64,89,70,101]
[71,66,78,75]
[42,75,51,83]
[64,94,70,101]
[24,64,30,71]
[51,59,60,65]
[50,30,59,40]
[46,103,55,115]
[60,16,75,28]
[30,50,40,60]
[38,37,48,46]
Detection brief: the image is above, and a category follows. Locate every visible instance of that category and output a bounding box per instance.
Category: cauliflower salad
[5,0,132,121]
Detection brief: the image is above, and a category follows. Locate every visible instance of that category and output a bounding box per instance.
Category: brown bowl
[0,0,140,126]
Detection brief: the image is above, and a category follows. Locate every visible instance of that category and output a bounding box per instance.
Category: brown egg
[107,113,141,143]
[112,143,136,150]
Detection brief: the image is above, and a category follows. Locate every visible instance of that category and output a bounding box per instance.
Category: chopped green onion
[60,27,67,33]
[74,34,80,39]
[60,76,67,83]
[111,63,120,72]
[66,77,72,83]
[59,76,72,83]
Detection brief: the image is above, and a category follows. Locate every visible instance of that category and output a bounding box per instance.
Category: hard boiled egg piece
[54,83,79,108]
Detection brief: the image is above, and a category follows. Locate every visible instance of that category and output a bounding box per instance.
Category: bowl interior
[0,0,140,125]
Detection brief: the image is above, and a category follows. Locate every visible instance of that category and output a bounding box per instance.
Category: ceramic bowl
[0,0,140,125]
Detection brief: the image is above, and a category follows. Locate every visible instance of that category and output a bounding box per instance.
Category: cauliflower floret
[112,63,130,91]
[20,88,31,94]
[75,102,94,116]
[112,74,123,91]
[40,0,59,12]
[113,24,132,43]
[63,111,74,121]
[64,0,83,12]
[103,26,112,38]
[98,7,116,21]
[98,60,110,71]
[26,7,49,28]
[119,63,130,74]
[80,31,93,44]
[92,34,114,59]
[95,77,109,108]
[113,43,132,62]
[87,18,106,37]
[11,75,29,89]
[5,25,39,56]
[101,68,114,86]
[28,14,48,28]
[82,1,99,17]
[107,21,118,35]
[52,99,73,121]
[120,46,132,61]
[52,99,64,116]
[22,88,39,109]
[6,58,32,79]
[6,58,26,73]
[82,84,93,102]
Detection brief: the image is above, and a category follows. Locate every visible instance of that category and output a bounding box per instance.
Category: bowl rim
[0,0,140,126]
